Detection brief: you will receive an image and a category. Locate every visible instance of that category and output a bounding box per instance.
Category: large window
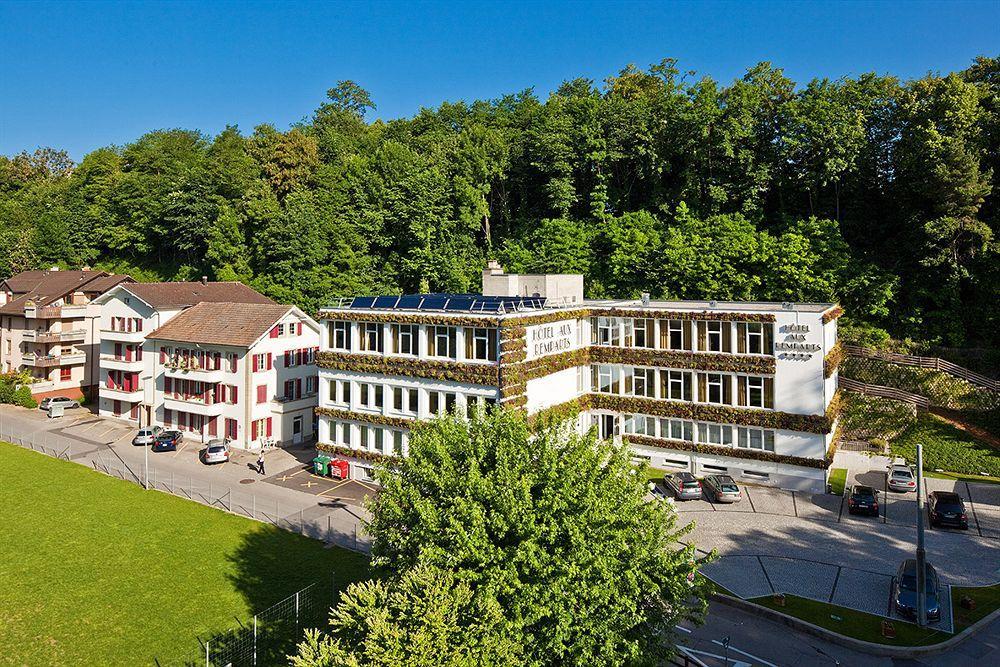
[392,324,417,355]
[427,326,457,359]
[358,383,383,409]
[707,321,723,352]
[664,320,688,350]
[659,418,694,442]
[660,370,692,401]
[625,367,655,398]
[329,321,351,351]
[705,373,725,404]
[392,386,418,414]
[738,427,775,452]
[699,423,734,446]
[429,391,457,415]
[465,327,498,361]
[738,375,773,409]
[623,414,655,436]
[631,319,655,349]
[737,322,772,355]
[593,364,620,394]
[359,322,383,353]
[592,317,621,346]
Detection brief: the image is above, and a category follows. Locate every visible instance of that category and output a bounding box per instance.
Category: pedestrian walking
[257,451,265,476]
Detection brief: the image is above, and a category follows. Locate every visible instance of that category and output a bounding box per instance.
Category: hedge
[824,341,844,379]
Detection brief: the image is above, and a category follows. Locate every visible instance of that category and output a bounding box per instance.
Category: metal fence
[2,432,370,555]
[839,376,931,410]
[177,579,335,667]
[844,345,1000,391]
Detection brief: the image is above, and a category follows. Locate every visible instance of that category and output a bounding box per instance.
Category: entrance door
[598,414,617,440]
[292,416,303,444]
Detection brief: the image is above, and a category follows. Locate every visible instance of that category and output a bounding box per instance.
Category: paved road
[681,599,1000,666]
[0,405,371,552]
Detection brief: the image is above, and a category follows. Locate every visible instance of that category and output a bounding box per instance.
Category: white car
[201,440,231,465]
[887,464,917,492]
[132,426,163,446]
[38,396,79,411]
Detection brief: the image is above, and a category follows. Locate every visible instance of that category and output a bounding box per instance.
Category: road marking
[674,624,692,633]
[278,470,304,482]
[173,442,188,457]
[710,640,778,667]
[676,647,711,667]
[301,480,319,489]
[744,487,756,513]
[317,481,349,496]
[685,647,751,667]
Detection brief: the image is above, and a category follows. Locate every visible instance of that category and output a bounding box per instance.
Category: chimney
[485,260,503,276]
[201,276,208,285]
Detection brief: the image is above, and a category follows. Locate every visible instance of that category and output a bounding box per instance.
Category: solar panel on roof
[335,292,548,313]
[373,295,399,309]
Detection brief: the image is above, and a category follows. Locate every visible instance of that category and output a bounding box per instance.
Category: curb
[710,593,1000,657]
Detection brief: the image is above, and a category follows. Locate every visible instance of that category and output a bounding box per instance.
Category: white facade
[316,294,841,492]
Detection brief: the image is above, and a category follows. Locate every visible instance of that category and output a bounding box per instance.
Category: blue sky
[1,0,997,159]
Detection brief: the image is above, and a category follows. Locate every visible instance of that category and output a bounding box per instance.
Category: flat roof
[584,299,836,314]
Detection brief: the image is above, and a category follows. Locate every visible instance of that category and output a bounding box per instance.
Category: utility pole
[144,444,148,490]
[916,443,926,627]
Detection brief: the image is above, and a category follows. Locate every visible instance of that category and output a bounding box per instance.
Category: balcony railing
[23,329,87,343]
[100,328,145,342]
[24,303,90,319]
[21,352,87,368]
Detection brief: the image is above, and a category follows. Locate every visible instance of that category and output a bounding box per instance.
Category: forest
[1,57,997,349]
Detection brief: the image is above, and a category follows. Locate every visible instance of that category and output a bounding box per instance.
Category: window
[592,317,621,346]
[329,321,351,350]
[359,383,370,408]
[632,319,655,348]
[252,353,271,372]
[393,430,404,456]
[428,326,457,359]
[393,387,417,414]
[358,383,382,409]
[409,388,419,414]
[738,375,773,409]
[594,364,619,394]
[466,327,498,361]
[359,322,383,352]
[392,387,404,412]
[60,367,72,381]
[623,414,655,436]
[225,418,237,440]
[392,324,417,355]
[626,367,655,398]
[737,322,772,355]
[699,423,734,446]
[256,385,267,404]
[659,418,694,442]
[305,376,317,394]
[747,376,764,408]
[660,370,692,401]
[429,391,457,415]
[738,427,775,452]
[706,373,724,404]
[747,323,763,354]
[743,470,770,480]
[707,321,723,352]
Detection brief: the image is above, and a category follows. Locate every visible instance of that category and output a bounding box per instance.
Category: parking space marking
[278,470,304,482]
[300,480,320,489]
[173,442,189,457]
[757,555,776,593]
[790,491,798,517]
[744,487,756,512]
[965,481,984,538]
[317,480,350,496]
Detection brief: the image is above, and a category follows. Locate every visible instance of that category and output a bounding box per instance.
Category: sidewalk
[0,405,371,553]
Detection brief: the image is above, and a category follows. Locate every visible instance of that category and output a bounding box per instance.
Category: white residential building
[315,265,843,491]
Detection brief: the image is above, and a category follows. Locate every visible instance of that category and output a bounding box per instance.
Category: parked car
[201,440,231,465]
[702,475,742,503]
[132,426,163,446]
[887,464,917,493]
[928,491,968,529]
[152,430,183,452]
[847,485,880,516]
[893,559,941,621]
[663,472,703,500]
[38,396,79,411]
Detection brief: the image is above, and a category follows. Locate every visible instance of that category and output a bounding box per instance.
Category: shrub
[12,386,37,409]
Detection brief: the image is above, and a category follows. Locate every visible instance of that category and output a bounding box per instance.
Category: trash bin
[328,459,349,480]
[312,455,331,476]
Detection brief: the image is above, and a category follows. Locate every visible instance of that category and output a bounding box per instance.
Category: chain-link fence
[2,432,370,555]
[179,579,335,667]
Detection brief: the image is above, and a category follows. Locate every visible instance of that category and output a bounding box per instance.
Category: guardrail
[839,376,930,410]
[843,345,999,391]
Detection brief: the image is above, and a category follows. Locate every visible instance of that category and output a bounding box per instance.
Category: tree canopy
[294,408,707,666]
[2,56,998,347]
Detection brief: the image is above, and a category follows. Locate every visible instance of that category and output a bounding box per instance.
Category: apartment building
[0,268,133,399]
[315,264,843,491]
[91,280,278,425]
[140,301,321,448]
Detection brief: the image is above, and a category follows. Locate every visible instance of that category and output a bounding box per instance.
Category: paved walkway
[0,405,372,553]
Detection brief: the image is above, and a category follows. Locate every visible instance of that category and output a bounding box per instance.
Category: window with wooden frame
[698,320,732,353]
[698,372,731,405]
[359,322,383,353]
[660,370,692,401]
[631,318,655,349]
[329,321,351,350]
[737,375,774,409]
[392,324,417,355]
[427,326,457,359]
[736,322,773,355]
[464,327,498,361]
[592,317,622,346]
[625,366,655,398]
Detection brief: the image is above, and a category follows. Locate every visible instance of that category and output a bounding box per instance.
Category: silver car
[663,472,703,500]
[201,440,231,465]
[887,464,917,493]
[703,474,742,503]
[132,426,163,446]
[39,396,79,411]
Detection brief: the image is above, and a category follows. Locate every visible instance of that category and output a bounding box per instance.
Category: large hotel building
[316,262,843,491]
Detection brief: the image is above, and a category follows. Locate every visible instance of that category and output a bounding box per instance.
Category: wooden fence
[838,376,931,410]
[843,345,999,392]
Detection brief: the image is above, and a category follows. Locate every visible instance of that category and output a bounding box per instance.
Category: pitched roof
[0,270,133,315]
[146,302,295,347]
[120,282,275,308]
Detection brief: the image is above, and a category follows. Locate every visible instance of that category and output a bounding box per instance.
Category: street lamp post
[916,443,926,627]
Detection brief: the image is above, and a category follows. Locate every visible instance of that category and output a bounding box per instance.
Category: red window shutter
[297,322,302,335]
[232,385,238,404]
[125,345,131,362]
[160,348,166,364]
[252,355,258,372]
[115,343,122,359]
[113,400,121,416]
[284,351,291,367]
[266,353,273,370]
[214,384,222,403]
[257,385,266,404]
[270,326,278,339]
[266,417,272,437]
[131,403,139,419]
[107,371,116,389]
[137,319,142,332]
[136,346,143,361]
[208,417,217,436]
[296,378,302,399]
[179,411,187,429]
[295,349,302,366]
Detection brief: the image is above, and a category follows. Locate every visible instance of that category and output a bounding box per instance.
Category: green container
[312,455,331,476]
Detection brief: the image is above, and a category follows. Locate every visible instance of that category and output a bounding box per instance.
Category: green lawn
[0,441,371,666]
[751,594,949,646]
[892,413,1000,477]
[828,468,847,495]
[952,583,1000,632]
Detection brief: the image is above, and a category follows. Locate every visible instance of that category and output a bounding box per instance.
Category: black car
[847,485,880,516]
[928,491,968,529]
[893,559,941,621]
[152,430,183,452]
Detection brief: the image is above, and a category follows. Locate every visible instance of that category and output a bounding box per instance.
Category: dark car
[152,430,183,452]
[928,491,968,529]
[893,559,941,622]
[663,472,703,500]
[847,485,880,516]
[702,475,742,503]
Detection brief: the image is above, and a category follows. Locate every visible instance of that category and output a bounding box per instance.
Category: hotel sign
[776,324,820,360]
[528,320,576,359]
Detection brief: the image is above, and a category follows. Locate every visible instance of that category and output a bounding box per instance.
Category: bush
[12,386,38,409]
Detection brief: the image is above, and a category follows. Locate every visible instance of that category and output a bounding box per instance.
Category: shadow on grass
[175,523,372,666]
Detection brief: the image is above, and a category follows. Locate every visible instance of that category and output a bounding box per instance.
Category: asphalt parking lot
[264,466,378,508]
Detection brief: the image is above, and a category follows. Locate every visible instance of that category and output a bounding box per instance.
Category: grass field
[828,468,847,495]
[0,441,371,666]
[952,583,1000,633]
[892,413,1000,477]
